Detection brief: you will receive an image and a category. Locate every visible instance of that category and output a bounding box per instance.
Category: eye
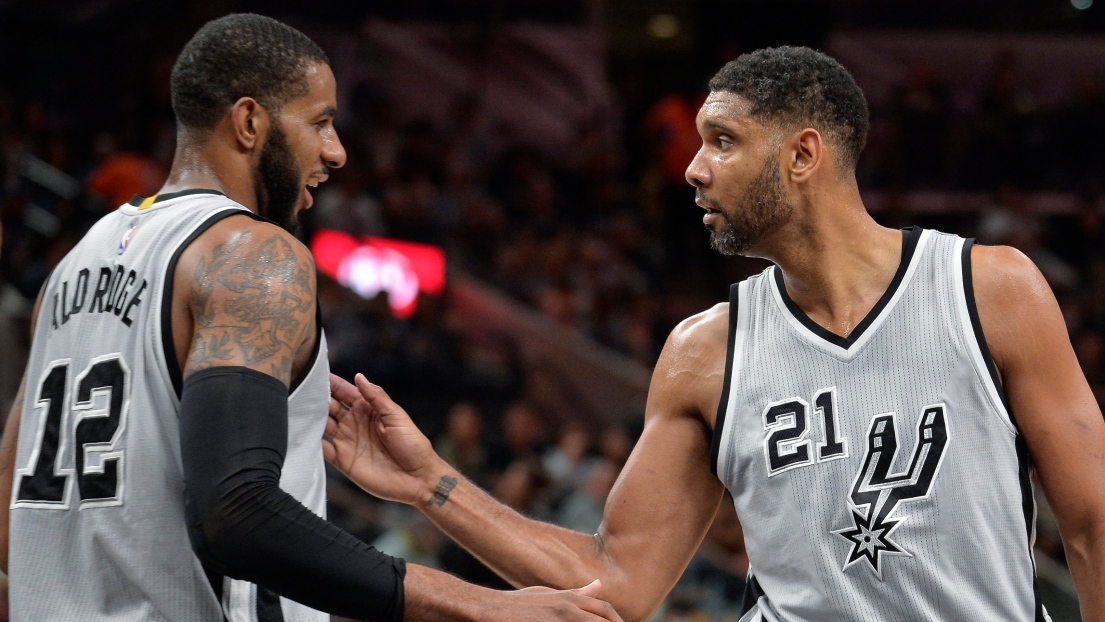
[717,136,733,149]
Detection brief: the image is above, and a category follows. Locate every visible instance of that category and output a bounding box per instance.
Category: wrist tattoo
[427,476,458,507]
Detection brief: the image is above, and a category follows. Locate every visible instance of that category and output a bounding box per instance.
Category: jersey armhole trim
[288,305,323,396]
[959,238,1044,620]
[711,280,748,477]
[160,209,266,398]
[956,238,1017,434]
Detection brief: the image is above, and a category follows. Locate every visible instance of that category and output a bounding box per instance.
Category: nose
[323,128,347,170]
[685,146,711,189]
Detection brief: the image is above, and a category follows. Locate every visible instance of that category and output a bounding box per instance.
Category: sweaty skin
[326,90,1105,621]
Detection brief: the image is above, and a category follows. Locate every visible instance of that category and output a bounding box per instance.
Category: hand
[324,374,445,506]
[494,580,624,622]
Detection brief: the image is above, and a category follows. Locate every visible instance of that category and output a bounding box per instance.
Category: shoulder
[175,215,316,299]
[650,302,731,425]
[668,301,730,355]
[969,243,1062,375]
[185,214,315,272]
[969,243,1054,320]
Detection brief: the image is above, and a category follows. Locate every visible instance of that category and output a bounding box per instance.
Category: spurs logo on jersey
[833,404,948,578]
[713,228,1048,620]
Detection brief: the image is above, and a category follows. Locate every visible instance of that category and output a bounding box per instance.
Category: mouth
[696,197,724,227]
[302,177,325,210]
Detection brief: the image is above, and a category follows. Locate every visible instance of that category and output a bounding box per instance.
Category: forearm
[403,563,495,622]
[183,368,405,620]
[1064,522,1105,622]
[417,462,608,591]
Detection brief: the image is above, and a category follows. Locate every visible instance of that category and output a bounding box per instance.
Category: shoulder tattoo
[186,231,314,382]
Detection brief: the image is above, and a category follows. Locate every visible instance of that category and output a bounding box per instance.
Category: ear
[228,97,268,152]
[786,128,824,183]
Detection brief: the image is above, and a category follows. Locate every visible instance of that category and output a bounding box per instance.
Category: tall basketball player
[0,13,622,622]
[326,47,1105,621]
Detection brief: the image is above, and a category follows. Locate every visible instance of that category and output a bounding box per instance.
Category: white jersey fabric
[712,227,1049,621]
[10,189,330,622]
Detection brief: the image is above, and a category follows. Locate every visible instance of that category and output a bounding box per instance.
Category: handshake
[326,374,627,622]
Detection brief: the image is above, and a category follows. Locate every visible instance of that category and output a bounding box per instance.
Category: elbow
[1061,519,1105,570]
[184,477,276,576]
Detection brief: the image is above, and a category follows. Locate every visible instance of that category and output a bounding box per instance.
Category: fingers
[571,595,622,621]
[572,579,601,597]
[329,396,346,420]
[565,581,620,621]
[354,373,399,411]
[329,373,360,406]
[321,437,336,463]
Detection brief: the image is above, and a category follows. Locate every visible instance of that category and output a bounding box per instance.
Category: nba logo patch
[118,225,138,256]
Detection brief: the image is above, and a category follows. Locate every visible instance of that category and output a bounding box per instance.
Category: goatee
[707,156,793,256]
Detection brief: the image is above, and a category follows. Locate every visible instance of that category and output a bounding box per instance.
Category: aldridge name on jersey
[48,264,148,330]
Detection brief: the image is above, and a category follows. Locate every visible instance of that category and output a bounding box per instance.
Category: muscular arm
[179,218,620,622]
[0,288,46,573]
[0,372,25,574]
[973,245,1105,620]
[335,305,731,622]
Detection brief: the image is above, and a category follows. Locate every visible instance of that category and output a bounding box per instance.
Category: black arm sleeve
[179,367,405,622]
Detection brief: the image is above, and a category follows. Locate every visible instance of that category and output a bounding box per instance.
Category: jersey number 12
[13,355,129,509]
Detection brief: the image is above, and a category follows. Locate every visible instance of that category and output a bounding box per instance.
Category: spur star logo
[833,405,948,579]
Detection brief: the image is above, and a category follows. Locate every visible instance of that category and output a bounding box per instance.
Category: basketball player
[0,14,622,622]
[325,47,1105,621]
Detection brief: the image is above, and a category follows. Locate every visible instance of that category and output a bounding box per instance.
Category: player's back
[11,190,265,620]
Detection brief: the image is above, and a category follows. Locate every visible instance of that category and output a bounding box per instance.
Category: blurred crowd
[2,21,1104,619]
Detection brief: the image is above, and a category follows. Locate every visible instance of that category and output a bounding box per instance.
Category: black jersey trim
[710,282,742,477]
[256,586,286,622]
[127,188,226,207]
[773,226,922,350]
[960,239,1044,621]
[738,573,764,616]
[160,208,263,397]
[289,304,323,394]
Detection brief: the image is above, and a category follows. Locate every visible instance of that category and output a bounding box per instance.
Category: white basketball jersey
[10,190,330,622]
[712,228,1049,621]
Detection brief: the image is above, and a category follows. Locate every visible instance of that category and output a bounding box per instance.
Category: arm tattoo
[186,232,313,383]
[427,476,458,507]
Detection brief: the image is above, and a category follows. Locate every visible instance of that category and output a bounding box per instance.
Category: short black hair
[171,13,329,132]
[708,46,869,171]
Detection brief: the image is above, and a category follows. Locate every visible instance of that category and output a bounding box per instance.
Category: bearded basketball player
[0,13,621,622]
[326,47,1105,621]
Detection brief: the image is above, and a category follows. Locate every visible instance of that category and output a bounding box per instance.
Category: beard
[707,154,794,257]
[253,123,302,234]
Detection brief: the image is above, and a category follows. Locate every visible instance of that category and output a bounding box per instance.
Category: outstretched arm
[328,305,731,622]
[973,244,1105,620]
[178,216,621,622]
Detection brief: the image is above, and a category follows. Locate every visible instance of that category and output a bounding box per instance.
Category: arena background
[1,0,1103,619]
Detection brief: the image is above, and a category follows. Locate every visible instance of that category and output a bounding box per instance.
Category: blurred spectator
[555,459,617,534]
[371,509,444,570]
[85,133,167,209]
[488,400,548,474]
[434,402,489,487]
[311,168,388,237]
[543,420,601,500]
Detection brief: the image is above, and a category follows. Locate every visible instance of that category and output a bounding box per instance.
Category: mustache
[695,191,722,210]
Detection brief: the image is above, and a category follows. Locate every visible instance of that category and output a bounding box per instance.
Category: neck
[157,132,260,214]
[758,183,903,338]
